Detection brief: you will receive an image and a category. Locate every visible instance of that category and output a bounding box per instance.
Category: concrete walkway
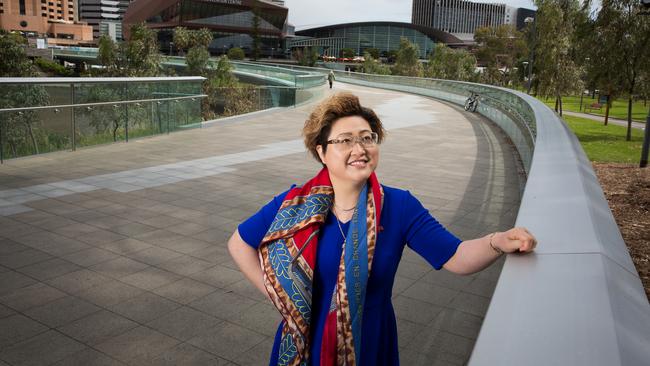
[0,82,523,366]
[563,110,646,130]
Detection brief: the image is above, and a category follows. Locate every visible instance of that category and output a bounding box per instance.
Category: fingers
[508,227,537,253]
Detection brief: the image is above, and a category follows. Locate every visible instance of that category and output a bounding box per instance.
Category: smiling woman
[227,92,537,366]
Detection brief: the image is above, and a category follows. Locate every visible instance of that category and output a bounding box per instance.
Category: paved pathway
[563,110,646,130]
[0,82,523,366]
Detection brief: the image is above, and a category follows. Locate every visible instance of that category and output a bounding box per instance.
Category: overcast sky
[284,0,539,30]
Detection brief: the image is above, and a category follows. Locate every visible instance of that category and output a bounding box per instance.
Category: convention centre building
[122,0,289,56]
[291,21,464,60]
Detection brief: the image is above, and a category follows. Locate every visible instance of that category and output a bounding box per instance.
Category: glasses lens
[331,132,378,149]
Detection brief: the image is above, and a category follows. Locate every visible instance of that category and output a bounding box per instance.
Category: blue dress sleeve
[402,191,462,270]
[237,187,292,249]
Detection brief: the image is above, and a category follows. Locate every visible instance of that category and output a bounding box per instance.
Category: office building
[0,0,93,45]
[123,0,288,56]
[412,0,534,42]
[78,0,131,39]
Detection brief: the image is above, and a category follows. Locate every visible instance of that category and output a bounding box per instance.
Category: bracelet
[489,232,503,255]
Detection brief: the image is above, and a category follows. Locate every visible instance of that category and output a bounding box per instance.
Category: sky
[283,0,539,30]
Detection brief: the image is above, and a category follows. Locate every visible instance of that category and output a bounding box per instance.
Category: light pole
[522,61,529,90]
[524,17,535,94]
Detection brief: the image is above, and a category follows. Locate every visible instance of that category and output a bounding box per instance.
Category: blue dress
[238,185,461,366]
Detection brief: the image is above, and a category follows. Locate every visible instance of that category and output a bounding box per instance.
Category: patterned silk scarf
[259,167,383,366]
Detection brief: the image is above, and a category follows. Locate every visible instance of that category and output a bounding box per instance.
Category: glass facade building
[412,0,534,42]
[123,0,288,56]
[293,22,463,59]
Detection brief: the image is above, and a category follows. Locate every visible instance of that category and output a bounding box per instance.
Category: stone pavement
[0,82,523,366]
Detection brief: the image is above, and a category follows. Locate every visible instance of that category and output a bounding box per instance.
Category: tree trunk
[9,141,17,158]
[559,95,563,116]
[554,97,559,112]
[627,96,633,141]
[25,123,39,155]
[113,121,119,142]
[604,87,611,126]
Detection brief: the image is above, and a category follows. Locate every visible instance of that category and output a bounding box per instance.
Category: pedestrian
[228,92,537,366]
[328,70,335,89]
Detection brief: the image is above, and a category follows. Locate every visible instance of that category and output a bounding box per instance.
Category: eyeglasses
[326,132,379,150]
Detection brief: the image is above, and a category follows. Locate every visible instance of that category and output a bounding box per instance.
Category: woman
[228,92,537,366]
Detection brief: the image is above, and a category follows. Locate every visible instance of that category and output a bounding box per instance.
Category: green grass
[562,115,645,163]
[540,95,649,122]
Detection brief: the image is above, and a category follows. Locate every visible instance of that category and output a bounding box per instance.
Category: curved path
[0,83,523,365]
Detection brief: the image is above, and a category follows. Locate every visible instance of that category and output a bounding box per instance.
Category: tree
[195,28,214,49]
[361,52,391,75]
[121,23,161,76]
[365,48,380,59]
[227,47,245,60]
[392,38,423,77]
[186,46,210,76]
[591,0,650,140]
[251,3,261,60]
[0,30,34,76]
[0,86,49,156]
[425,43,478,81]
[340,48,355,59]
[384,50,398,63]
[296,47,318,67]
[532,0,583,116]
[474,24,527,86]
[97,34,118,75]
[0,31,49,157]
[172,27,191,55]
[201,56,257,119]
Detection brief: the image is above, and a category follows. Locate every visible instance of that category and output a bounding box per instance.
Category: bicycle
[464,92,480,112]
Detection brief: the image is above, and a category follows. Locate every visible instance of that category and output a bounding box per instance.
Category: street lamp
[522,61,529,89]
[524,17,535,94]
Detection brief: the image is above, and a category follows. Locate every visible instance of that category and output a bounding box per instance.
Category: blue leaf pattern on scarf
[268,194,331,233]
[278,333,298,366]
[291,282,310,321]
[269,241,291,279]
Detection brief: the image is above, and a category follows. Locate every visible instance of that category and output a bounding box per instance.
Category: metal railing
[262,65,650,365]
[0,77,206,162]
[50,48,326,89]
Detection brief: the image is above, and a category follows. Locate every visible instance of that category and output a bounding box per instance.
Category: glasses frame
[326,131,379,150]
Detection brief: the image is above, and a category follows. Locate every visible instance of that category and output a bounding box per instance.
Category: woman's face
[317,116,379,185]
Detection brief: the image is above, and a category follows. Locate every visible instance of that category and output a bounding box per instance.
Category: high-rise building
[0,0,93,45]
[412,0,533,42]
[78,0,131,40]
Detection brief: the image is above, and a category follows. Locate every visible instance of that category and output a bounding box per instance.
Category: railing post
[0,114,4,164]
[71,83,76,151]
[124,83,129,142]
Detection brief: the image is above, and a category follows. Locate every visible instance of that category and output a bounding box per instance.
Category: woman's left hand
[493,227,537,254]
